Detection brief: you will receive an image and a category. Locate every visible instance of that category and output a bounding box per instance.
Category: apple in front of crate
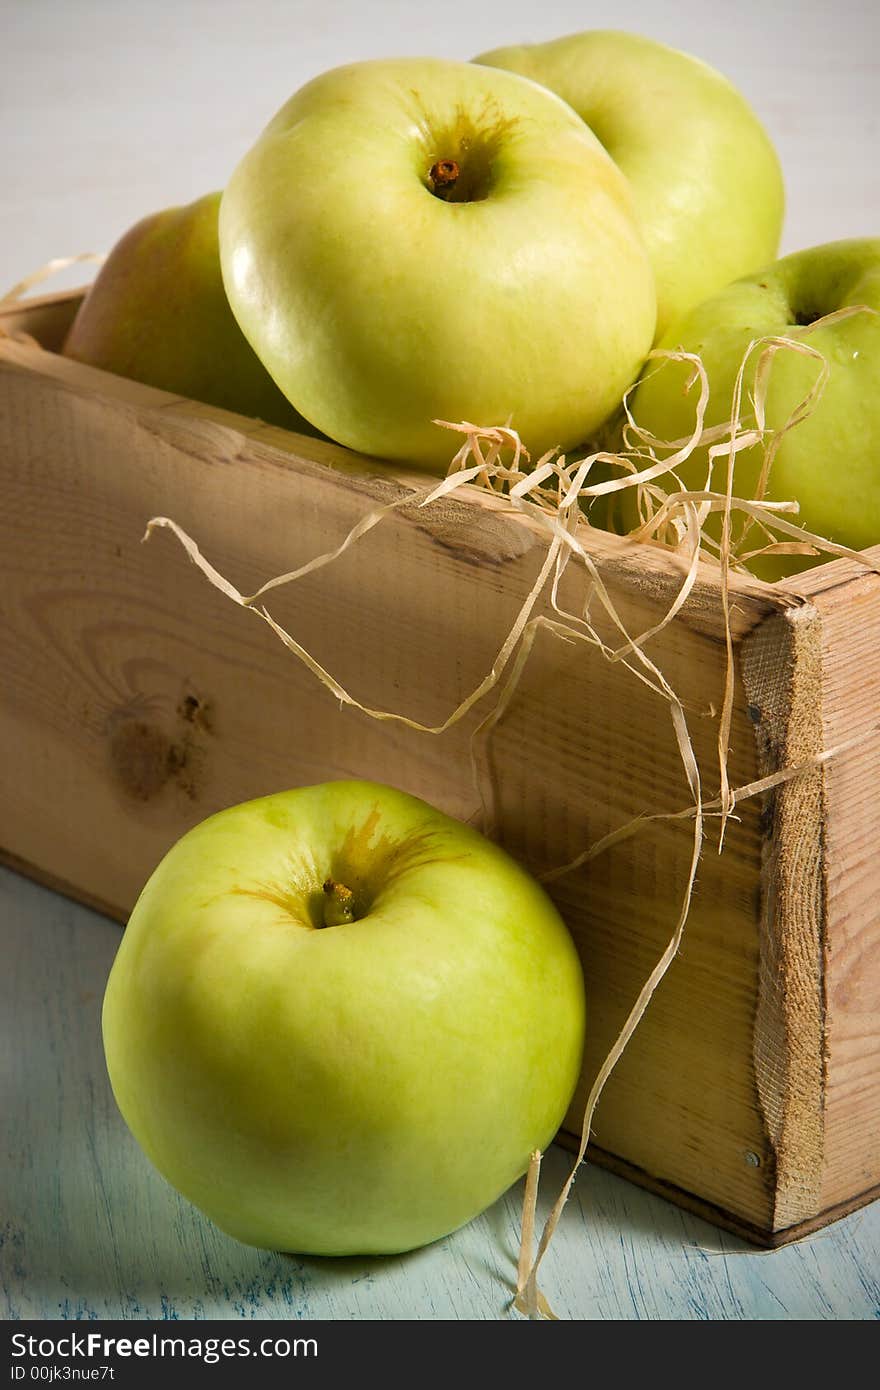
[475,30,784,338]
[63,192,319,433]
[626,238,880,580]
[219,56,656,469]
[102,780,586,1254]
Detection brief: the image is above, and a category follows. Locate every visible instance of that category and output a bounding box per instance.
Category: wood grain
[740,606,826,1230]
[790,564,880,1213]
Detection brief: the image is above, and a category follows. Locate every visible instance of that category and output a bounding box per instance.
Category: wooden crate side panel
[740,608,827,1231]
[0,361,533,906]
[811,574,880,1210]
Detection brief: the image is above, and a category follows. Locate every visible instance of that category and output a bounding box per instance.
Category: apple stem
[322,879,356,927]
[429,159,460,199]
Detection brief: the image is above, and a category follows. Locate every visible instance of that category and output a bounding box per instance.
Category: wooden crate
[2,290,878,1247]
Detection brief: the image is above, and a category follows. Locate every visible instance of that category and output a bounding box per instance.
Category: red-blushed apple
[475,30,784,339]
[63,193,319,434]
[219,57,656,470]
[102,781,586,1255]
[624,238,880,580]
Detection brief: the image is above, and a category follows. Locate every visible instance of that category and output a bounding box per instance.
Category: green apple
[63,192,318,433]
[624,238,880,580]
[102,780,586,1255]
[475,30,784,339]
[219,57,656,469]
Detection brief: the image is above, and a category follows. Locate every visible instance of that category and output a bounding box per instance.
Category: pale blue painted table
[3,865,879,1321]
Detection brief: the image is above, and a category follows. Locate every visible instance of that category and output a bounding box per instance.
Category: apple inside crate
[2,289,879,1248]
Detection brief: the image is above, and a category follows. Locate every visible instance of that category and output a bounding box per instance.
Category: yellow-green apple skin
[475,30,785,340]
[219,57,656,470]
[63,193,318,433]
[102,781,586,1255]
[626,239,880,581]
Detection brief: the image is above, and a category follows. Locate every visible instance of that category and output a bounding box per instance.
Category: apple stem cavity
[321,878,356,927]
[428,159,460,200]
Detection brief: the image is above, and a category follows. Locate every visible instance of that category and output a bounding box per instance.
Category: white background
[2,0,878,294]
